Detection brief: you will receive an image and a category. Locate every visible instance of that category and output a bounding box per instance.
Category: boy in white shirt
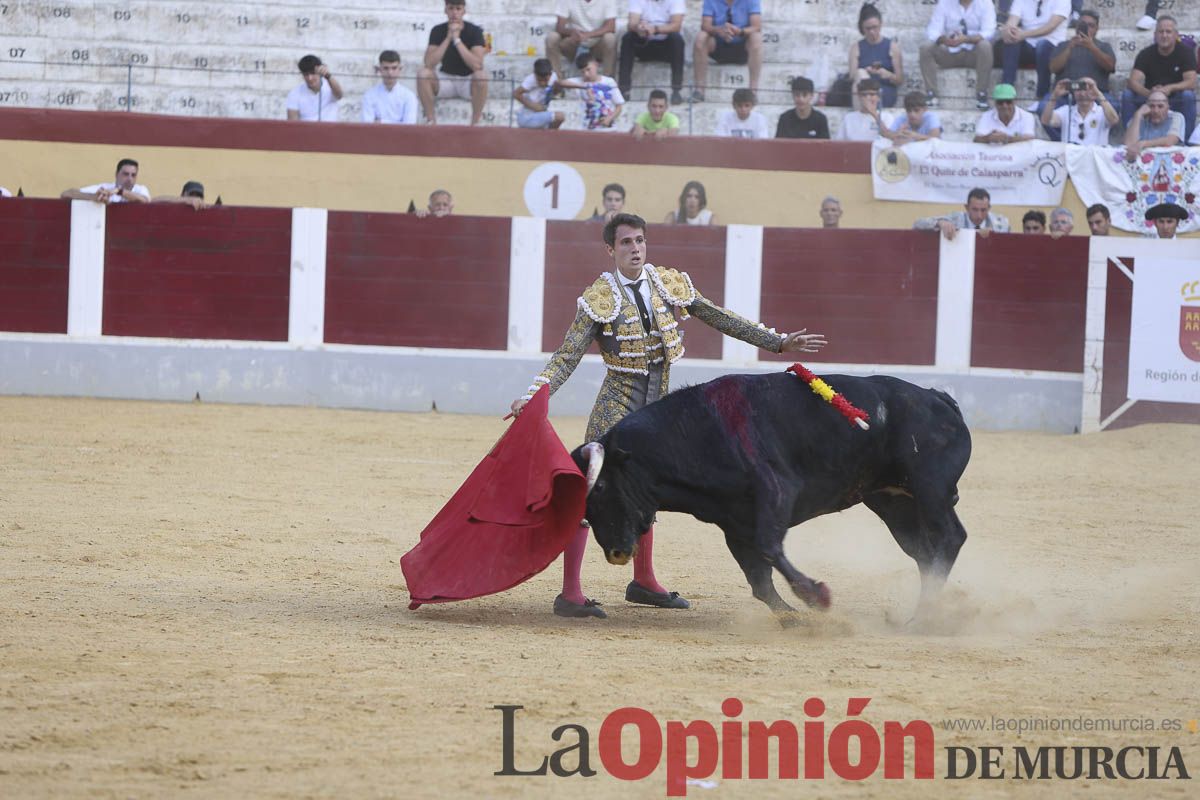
[836,78,889,141]
[514,58,565,129]
[361,50,419,124]
[286,54,343,122]
[715,88,769,139]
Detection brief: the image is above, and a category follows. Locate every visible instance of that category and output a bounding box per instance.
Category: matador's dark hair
[603,213,647,247]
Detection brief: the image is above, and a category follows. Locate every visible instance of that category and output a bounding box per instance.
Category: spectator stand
[1,1,1195,138]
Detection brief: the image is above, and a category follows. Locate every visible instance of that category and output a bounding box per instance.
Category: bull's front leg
[910,506,968,625]
[722,529,798,622]
[766,549,832,611]
[752,509,831,613]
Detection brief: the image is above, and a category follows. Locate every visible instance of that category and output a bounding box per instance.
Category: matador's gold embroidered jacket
[523,264,785,442]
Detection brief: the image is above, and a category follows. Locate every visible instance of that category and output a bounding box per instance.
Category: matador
[510,213,827,618]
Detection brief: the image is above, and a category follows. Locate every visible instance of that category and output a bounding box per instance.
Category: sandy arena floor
[0,396,1197,799]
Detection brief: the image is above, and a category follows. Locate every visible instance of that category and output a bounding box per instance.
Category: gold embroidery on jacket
[524,266,787,441]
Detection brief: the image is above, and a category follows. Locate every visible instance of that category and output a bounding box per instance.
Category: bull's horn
[581,442,605,494]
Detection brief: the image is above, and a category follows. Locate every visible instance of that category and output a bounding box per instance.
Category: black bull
[570,372,971,624]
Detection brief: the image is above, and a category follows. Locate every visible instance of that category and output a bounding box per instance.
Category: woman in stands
[664,181,714,226]
[848,3,903,109]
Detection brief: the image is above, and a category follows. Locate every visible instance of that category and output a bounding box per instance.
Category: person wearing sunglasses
[974,83,1037,145]
[1040,9,1115,128]
[998,0,1071,102]
[1040,77,1117,144]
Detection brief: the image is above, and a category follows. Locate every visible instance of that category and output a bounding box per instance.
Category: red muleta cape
[401,386,586,608]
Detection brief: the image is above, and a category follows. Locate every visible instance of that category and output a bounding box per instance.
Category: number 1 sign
[523,162,585,219]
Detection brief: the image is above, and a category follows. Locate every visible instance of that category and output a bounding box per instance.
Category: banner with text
[1128,257,1200,405]
[871,139,1068,205]
[1066,145,1200,235]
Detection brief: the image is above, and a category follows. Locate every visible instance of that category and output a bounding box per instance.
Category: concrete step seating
[0,0,1192,138]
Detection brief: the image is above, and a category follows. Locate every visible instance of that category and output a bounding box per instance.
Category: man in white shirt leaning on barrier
[61,158,150,204]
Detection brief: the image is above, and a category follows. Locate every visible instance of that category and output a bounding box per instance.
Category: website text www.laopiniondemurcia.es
[492,698,1192,795]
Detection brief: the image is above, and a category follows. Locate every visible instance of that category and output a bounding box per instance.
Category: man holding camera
[1044,10,1114,112]
[1040,77,1117,145]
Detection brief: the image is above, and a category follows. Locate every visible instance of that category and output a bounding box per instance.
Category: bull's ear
[611,447,632,464]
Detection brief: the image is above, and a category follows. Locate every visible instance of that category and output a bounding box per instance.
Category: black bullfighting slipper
[625,581,691,609]
[553,594,607,619]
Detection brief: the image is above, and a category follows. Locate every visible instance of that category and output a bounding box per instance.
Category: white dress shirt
[616,267,656,330]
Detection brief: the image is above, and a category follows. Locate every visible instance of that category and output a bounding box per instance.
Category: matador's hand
[509,397,529,418]
[781,329,828,353]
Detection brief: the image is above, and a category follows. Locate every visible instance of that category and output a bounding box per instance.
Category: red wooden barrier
[0,107,871,175]
[760,229,939,365]
[971,233,1088,372]
[0,198,70,334]
[103,204,291,340]
[325,213,510,349]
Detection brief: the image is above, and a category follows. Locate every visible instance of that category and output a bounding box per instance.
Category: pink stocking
[633,526,668,595]
[560,524,589,605]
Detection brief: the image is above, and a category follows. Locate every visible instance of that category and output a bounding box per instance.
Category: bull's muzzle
[605,541,637,566]
[606,549,630,565]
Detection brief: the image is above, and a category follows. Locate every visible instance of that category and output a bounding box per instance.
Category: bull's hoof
[777,611,805,629]
[808,582,832,610]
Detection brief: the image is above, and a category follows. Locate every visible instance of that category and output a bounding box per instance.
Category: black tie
[630,280,653,331]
